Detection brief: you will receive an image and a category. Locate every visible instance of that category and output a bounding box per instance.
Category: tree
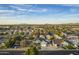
[29,35,35,40]
[25,45,39,55]
[5,38,15,48]
[4,35,16,48]
[62,44,76,49]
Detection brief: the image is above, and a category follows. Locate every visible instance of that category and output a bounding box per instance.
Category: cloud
[14,4,32,8]
[62,4,79,7]
[28,8,48,12]
[0,10,15,13]
[10,4,32,11]
[10,5,48,13]
[10,5,26,11]
[0,10,16,17]
[8,4,34,15]
[0,4,32,16]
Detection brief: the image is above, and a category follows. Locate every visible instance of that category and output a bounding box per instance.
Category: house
[13,43,20,48]
[61,41,69,46]
[67,35,79,45]
[54,34,62,39]
[53,39,63,46]
[40,40,47,47]
[34,39,41,44]
[61,32,67,37]
[46,35,51,40]
[39,35,45,39]
[25,40,32,46]
[1,42,5,47]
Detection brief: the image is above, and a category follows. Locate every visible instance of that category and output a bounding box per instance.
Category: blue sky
[0,4,79,24]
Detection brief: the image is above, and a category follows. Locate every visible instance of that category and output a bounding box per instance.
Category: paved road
[0,50,79,55]
[0,50,25,55]
[39,50,79,55]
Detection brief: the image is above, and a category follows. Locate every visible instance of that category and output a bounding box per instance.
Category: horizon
[0,4,79,24]
[0,22,79,25]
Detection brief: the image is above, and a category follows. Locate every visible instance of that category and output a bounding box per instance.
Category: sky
[0,4,79,24]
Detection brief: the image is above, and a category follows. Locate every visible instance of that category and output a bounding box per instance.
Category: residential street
[0,49,79,55]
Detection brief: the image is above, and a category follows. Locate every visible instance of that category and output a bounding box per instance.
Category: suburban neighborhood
[0,24,79,54]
